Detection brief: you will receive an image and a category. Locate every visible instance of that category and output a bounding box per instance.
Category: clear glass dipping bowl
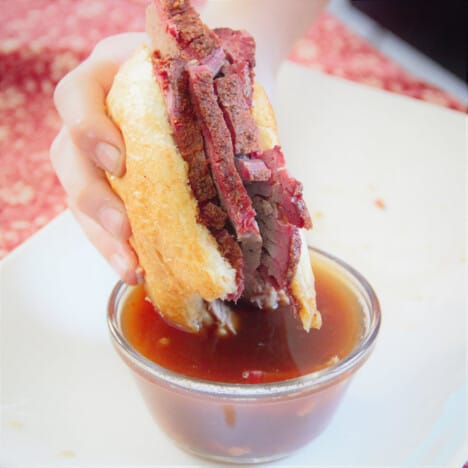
[107,248,381,464]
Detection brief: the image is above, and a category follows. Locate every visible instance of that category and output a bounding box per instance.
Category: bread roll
[106,45,320,332]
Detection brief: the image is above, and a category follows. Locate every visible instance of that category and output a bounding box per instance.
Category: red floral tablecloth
[0,0,465,258]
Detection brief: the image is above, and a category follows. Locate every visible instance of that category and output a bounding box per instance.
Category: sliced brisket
[244,148,310,307]
[235,156,271,182]
[149,0,313,311]
[214,73,261,155]
[254,147,312,229]
[199,201,228,231]
[215,229,244,300]
[199,47,226,76]
[151,0,220,61]
[188,65,262,280]
[153,56,217,203]
[187,66,260,242]
[214,27,255,108]
[252,197,302,290]
[152,52,244,298]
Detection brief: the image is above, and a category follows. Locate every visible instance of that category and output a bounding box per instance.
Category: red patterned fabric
[0,1,465,258]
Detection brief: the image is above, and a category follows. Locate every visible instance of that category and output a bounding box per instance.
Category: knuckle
[53,63,88,114]
[74,179,118,223]
[69,115,123,164]
[68,119,91,148]
[74,180,99,215]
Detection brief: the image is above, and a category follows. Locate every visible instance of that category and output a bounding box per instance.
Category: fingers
[54,58,125,175]
[50,127,131,240]
[54,33,148,176]
[70,204,143,285]
[51,33,150,283]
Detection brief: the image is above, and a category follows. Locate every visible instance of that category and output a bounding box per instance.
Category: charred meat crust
[214,74,260,155]
[187,65,260,242]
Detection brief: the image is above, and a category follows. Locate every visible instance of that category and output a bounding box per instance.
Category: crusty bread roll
[106,45,320,332]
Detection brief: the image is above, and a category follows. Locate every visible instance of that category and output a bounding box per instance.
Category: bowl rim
[107,247,381,399]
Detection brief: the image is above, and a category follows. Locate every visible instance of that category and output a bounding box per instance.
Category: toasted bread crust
[252,81,280,151]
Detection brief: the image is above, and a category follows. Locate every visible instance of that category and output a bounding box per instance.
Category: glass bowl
[107,247,381,464]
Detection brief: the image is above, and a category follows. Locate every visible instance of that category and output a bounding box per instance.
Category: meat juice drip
[121,259,363,384]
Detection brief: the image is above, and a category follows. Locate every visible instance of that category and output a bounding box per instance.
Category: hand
[50,33,149,284]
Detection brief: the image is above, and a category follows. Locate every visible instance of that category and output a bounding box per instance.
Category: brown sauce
[121,258,363,384]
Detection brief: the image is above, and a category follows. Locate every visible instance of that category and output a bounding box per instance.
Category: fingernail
[135,266,145,285]
[95,142,121,174]
[98,206,124,237]
[109,253,129,278]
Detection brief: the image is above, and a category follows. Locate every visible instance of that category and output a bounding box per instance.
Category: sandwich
[106,0,321,332]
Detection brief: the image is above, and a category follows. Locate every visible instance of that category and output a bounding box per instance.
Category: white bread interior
[107,45,321,332]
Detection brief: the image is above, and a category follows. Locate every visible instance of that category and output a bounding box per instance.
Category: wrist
[201,0,328,96]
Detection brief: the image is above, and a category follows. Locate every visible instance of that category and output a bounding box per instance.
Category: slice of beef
[246,196,301,308]
[208,300,239,335]
[228,61,254,107]
[149,1,313,313]
[150,0,220,61]
[187,66,259,240]
[199,47,226,76]
[214,73,261,155]
[188,65,262,278]
[252,197,301,289]
[187,149,217,202]
[235,156,271,182]
[153,53,244,297]
[242,269,282,309]
[213,27,256,68]
[153,56,217,203]
[169,8,208,49]
[184,36,221,62]
[241,180,306,309]
[199,201,228,230]
[215,229,244,300]
[185,26,266,295]
[215,27,255,107]
[249,177,311,229]
[244,149,307,308]
[254,147,312,229]
[154,0,187,16]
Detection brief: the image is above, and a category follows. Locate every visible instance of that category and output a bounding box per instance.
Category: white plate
[1,64,466,467]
